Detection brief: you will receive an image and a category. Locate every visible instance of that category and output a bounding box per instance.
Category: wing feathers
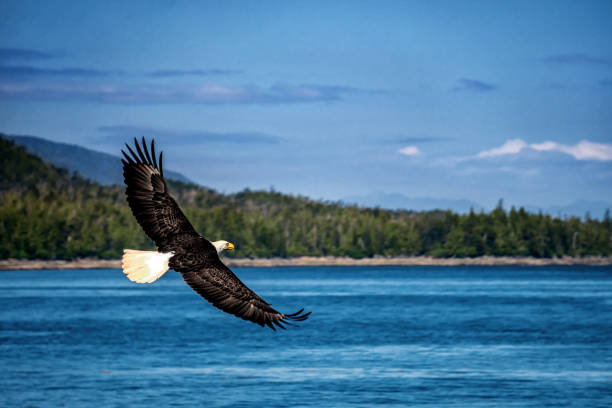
[122,138,199,249]
[159,151,164,176]
[133,137,148,164]
[122,138,310,330]
[180,264,310,330]
[141,137,153,165]
[124,143,140,164]
[151,140,158,169]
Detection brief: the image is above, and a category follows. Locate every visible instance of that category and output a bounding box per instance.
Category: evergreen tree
[1,135,610,260]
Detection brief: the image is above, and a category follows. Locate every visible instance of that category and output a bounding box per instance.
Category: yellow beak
[227,242,235,250]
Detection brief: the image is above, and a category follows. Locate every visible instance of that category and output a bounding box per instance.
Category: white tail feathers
[122,249,174,283]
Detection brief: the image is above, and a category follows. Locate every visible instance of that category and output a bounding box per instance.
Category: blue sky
[1,0,611,210]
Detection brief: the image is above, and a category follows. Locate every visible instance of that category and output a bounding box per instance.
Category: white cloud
[499,166,540,176]
[530,140,612,161]
[476,139,612,161]
[398,145,420,156]
[0,81,356,104]
[529,141,556,152]
[458,166,540,176]
[477,139,527,158]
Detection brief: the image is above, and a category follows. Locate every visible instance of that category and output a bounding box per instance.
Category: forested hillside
[1,136,610,260]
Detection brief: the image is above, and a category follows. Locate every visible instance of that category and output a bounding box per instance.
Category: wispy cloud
[477,139,527,158]
[388,136,452,144]
[543,53,610,66]
[148,69,241,77]
[272,83,378,99]
[0,47,57,61]
[0,65,239,79]
[452,78,497,92]
[0,47,237,79]
[530,140,612,161]
[398,145,420,156]
[458,166,540,177]
[0,65,112,78]
[98,125,280,144]
[477,139,612,161]
[0,81,360,104]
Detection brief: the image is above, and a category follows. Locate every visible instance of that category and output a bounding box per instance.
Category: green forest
[1,137,611,260]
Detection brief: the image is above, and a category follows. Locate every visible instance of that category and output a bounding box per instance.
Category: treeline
[1,137,611,260]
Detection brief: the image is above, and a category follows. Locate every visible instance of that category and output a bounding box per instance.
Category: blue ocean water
[0,266,611,407]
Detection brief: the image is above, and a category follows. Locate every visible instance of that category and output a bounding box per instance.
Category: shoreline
[1,255,611,270]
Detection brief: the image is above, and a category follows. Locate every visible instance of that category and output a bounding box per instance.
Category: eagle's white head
[211,240,235,254]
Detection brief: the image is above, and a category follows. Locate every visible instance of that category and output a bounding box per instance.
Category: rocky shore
[1,255,611,270]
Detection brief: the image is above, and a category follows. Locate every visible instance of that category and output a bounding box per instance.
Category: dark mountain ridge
[5,134,191,185]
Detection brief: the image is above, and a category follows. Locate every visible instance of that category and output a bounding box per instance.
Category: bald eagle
[120,137,310,330]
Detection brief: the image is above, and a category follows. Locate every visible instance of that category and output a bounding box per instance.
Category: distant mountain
[5,134,609,219]
[345,192,611,219]
[4,134,192,185]
[343,192,485,213]
[521,200,611,220]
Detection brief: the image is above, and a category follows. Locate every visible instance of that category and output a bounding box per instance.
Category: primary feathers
[120,137,310,330]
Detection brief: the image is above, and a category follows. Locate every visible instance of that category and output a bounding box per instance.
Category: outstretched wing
[176,253,311,330]
[123,137,310,329]
[121,137,200,251]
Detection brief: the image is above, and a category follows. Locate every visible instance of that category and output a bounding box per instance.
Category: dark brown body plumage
[121,137,310,330]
